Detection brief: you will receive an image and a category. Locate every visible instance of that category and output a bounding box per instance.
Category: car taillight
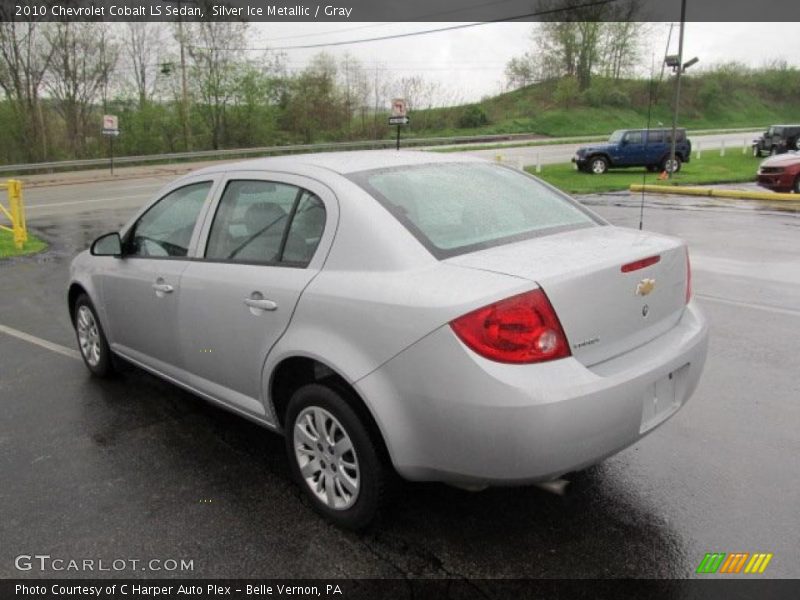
[685,248,692,304]
[450,289,571,364]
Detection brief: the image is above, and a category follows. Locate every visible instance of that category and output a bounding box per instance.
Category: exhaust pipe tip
[533,478,570,496]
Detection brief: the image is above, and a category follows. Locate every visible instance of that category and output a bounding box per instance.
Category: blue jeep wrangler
[572,128,692,174]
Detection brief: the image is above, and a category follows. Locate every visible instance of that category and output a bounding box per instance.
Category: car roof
[188,150,484,178]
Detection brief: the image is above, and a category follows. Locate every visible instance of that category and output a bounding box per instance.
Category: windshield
[348,162,600,259]
[609,130,625,142]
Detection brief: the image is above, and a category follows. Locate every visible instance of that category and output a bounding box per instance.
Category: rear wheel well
[68,284,88,325]
[270,357,391,461]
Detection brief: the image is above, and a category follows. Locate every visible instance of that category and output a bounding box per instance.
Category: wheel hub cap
[293,406,360,510]
[76,306,101,367]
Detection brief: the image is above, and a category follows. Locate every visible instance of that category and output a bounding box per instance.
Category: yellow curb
[629,184,799,201]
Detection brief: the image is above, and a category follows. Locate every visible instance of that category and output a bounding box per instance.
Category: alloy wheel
[293,406,360,510]
[76,305,102,367]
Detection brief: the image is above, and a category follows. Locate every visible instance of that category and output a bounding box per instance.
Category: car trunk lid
[445,226,688,366]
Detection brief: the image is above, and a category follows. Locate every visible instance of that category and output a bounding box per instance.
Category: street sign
[391,98,407,118]
[389,116,410,126]
[102,114,119,136]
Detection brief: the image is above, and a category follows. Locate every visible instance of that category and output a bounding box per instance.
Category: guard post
[0,179,28,250]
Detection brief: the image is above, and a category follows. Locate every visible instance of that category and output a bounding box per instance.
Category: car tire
[795,138,800,151]
[589,156,608,175]
[661,156,682,174]
[752,146,761,158]
[284,383,391,530]
[73,294,115,378]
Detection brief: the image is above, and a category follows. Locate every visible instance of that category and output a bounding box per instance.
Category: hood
[577,143,613,154]
[760,152,800,168]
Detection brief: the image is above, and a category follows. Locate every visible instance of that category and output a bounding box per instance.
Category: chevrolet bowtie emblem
[636,278,656,296]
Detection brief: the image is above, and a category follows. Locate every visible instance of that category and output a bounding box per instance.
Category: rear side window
[647,130,664,143]
[349,163,598,258]
[205,180,325,266]
[665,129,686,143]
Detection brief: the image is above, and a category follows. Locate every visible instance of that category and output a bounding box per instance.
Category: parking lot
[1,173,799,580]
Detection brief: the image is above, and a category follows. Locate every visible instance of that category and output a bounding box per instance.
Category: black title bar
[1,0,800,22]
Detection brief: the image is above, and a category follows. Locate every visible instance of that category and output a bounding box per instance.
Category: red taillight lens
[450,289,571,364]
[685,248,692,304]
[621,254,661,273]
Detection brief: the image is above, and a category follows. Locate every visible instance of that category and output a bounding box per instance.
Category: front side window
[205,180,326,266]
[349,163,598,258]
[126,182,211,257]
[625,131,643,144]
[609,130,625,143]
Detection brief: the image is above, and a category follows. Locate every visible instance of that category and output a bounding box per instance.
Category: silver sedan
[68,151,708,528]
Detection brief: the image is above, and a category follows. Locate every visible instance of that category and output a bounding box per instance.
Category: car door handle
[244,298,277,311]
[152,282,174,293]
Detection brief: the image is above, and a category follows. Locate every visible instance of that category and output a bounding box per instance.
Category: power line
[260,0,525,42]
[188,0,618,52]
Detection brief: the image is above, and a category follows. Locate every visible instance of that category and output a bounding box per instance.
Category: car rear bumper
[357,302,708,485]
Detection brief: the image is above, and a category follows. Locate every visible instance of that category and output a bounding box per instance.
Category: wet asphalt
[1,177,799,581]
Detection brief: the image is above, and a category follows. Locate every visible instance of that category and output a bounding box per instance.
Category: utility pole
[668,0,687,179]
[178,17,191,151]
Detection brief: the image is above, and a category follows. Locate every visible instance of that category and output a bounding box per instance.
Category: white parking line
[697,294,800,318]
[0,323,80,360]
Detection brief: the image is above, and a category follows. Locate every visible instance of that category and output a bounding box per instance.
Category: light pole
[665,0,698,179]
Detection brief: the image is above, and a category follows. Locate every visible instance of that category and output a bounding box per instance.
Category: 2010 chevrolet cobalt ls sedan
[68,151,708,528]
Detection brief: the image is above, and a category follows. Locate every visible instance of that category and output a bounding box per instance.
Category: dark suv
[752,125,800,157]
[572,128,691,174]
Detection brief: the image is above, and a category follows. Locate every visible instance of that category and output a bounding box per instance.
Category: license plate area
[639,364,688,433]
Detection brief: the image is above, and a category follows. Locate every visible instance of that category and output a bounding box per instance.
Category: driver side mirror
[90,232,122,257]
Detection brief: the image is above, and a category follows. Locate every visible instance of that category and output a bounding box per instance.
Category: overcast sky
[246,22,800,104]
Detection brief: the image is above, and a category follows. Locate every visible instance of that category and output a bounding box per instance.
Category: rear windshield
[348,162,599,259]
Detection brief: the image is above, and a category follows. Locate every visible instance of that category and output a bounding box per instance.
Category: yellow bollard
[7,179,27,250]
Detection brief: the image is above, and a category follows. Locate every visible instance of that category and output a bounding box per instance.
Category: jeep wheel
[752,146,761,158]
[589,156,608,175]
[795,138,800,151]
[661,156,682,174]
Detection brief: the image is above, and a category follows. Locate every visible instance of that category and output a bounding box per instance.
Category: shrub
[458,105,489,128]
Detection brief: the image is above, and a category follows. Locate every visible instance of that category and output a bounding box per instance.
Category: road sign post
[102,115,120,175]
[389,99,409,150]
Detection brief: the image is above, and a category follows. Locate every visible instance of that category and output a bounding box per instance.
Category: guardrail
[0,127,764,176]
[0,179,27,250]
[0,133,543,175]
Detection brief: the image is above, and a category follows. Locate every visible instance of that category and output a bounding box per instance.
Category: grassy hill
[403,65,800,139]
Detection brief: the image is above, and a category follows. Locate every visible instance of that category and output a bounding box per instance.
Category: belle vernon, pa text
[38,3,354,18]
[16,584,344,597]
